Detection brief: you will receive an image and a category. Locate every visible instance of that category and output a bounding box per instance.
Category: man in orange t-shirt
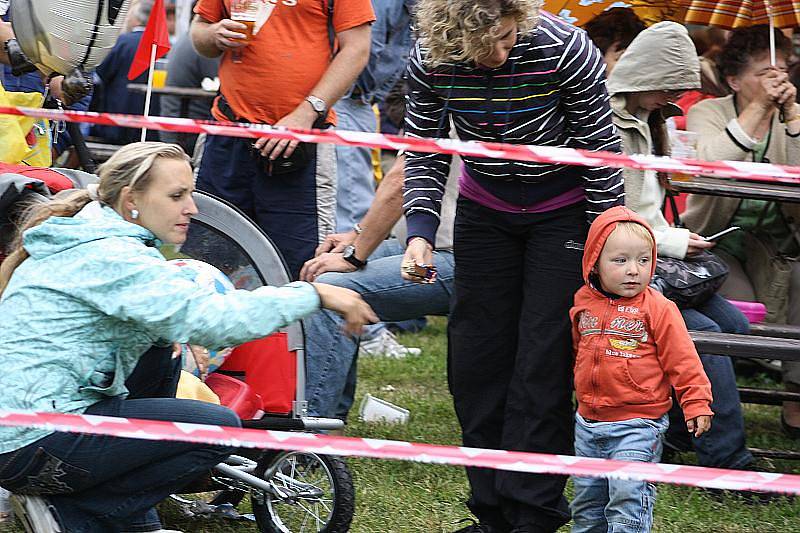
[191,0,374,278]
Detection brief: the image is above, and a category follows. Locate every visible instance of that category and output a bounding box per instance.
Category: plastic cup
[230,0,258,63]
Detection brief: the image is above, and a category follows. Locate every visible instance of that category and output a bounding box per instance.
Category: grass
[2,316,800,532]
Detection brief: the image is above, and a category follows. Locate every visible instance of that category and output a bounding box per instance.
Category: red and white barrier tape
[2,105,800,185]
[1,409,798,495]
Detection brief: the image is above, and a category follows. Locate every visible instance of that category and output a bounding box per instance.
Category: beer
[232,18,256,43]
[230,0,259,44]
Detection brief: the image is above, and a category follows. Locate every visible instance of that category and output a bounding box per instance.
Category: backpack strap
[325,0,337,54]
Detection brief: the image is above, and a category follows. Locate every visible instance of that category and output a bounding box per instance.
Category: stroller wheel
[252,450,355,533]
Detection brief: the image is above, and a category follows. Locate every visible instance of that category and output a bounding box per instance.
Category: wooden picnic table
[126,83,217,100]
[669,175,800,203]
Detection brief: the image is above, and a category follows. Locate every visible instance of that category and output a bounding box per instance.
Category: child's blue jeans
[571,413,668,533]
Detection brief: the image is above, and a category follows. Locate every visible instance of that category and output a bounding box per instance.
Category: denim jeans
[667,293,753,469]
[0,347,240,532]
[571,413,668,533]
[333,97,377,232]
[304,240,455,418]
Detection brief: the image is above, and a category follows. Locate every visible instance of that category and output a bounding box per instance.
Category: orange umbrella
[685,1,799,65]
[685,0,800,29]
[542,0,688,27]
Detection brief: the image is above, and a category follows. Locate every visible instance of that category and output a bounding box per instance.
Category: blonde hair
[614,221,655,251]
[415,0,542,68]
[0,142,188,296]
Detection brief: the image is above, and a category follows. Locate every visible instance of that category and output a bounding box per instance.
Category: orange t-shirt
[194,0,375,124]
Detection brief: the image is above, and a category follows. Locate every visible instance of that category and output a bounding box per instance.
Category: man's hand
[315,230,358,256]
[300,252,356,281]
[254,102,319,160]
[687,415,712,437]
[212,19,249,52]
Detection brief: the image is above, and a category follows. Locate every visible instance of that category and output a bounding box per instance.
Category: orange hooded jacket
[570,206,713,422]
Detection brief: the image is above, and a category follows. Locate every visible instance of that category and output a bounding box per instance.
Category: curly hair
[415,0,543,68]
[718,24,792,81]
[583,7,646,55]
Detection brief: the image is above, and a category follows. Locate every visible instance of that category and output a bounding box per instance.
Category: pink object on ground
[727,299,767,324]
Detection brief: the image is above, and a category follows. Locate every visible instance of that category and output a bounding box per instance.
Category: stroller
[0,171,356,533]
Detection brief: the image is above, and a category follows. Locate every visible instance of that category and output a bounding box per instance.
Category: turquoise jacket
[0,202,320,453]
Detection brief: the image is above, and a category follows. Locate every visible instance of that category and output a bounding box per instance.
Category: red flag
[127,0,172,80]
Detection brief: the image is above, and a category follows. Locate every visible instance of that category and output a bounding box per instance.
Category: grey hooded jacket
[607,22,700,259]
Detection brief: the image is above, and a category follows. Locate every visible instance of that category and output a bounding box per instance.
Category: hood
[23,201,157,259]
[607,21,700,96]
[582,206,657,284]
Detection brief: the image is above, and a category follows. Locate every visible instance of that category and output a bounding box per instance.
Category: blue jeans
[668,294,753,469]
[333,97,377,232]
[0,347,240,532]
[571,413,668,533]
[304,240,455,418]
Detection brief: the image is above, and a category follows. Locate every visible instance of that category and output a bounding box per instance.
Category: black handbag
[649,194,729,309]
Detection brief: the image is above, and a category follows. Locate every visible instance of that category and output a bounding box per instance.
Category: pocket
[619,361,651,396]
[0,447,90,495]
[597,356,653,402]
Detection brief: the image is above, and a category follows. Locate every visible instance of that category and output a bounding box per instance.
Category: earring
[131,209,139,220]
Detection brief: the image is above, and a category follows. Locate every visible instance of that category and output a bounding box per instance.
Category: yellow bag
[0,81,52,167]
[176,370,221,404]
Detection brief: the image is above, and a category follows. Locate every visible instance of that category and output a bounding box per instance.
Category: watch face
[308,96,326,114]
[343,245,355,259]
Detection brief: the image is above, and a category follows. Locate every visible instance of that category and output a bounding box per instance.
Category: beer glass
[230,0,259,63]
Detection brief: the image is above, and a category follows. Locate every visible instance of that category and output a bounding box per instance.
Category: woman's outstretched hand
[311,283,378,335]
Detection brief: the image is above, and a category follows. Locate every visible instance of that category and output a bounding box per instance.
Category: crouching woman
[0,142,375,533]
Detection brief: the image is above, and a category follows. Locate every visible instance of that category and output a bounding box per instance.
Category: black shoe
[781,413,800,440]
[452,519,499,533]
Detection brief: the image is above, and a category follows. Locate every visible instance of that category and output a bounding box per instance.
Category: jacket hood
[582,206,657,284]
[607,21,700,96]
[23,201,157,259]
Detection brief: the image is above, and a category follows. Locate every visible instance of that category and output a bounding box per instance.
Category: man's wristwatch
[342,245,367,270]
[305,95,328,120]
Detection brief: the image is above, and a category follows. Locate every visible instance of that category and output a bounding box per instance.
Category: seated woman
[606,21,755,472]
[0,142,375,533]
[682,25,800,438]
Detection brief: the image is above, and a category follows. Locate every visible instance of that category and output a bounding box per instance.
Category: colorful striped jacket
[403,11,624,245]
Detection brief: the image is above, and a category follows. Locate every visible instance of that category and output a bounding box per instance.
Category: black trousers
[449,198,588,532]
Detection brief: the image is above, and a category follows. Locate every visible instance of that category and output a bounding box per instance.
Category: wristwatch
[342,245,367,270]
[305,95,328,120]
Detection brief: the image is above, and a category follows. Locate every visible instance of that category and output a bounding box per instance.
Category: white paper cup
[359,394,410,424]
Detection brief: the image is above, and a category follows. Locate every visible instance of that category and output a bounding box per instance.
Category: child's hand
[687,415,712,437]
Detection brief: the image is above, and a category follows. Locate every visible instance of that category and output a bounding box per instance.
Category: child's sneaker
[9,494,61,533]
[358,329,421,358]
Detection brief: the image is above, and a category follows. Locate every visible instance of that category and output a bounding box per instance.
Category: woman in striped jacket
[401,1,624,531]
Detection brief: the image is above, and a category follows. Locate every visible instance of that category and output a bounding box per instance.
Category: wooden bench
[84,141,123,163]
[689,324,800,460]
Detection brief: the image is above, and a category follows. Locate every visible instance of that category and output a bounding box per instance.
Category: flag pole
[141,43,158,142]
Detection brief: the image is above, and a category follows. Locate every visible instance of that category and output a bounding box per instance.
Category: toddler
[570,206,713,533]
